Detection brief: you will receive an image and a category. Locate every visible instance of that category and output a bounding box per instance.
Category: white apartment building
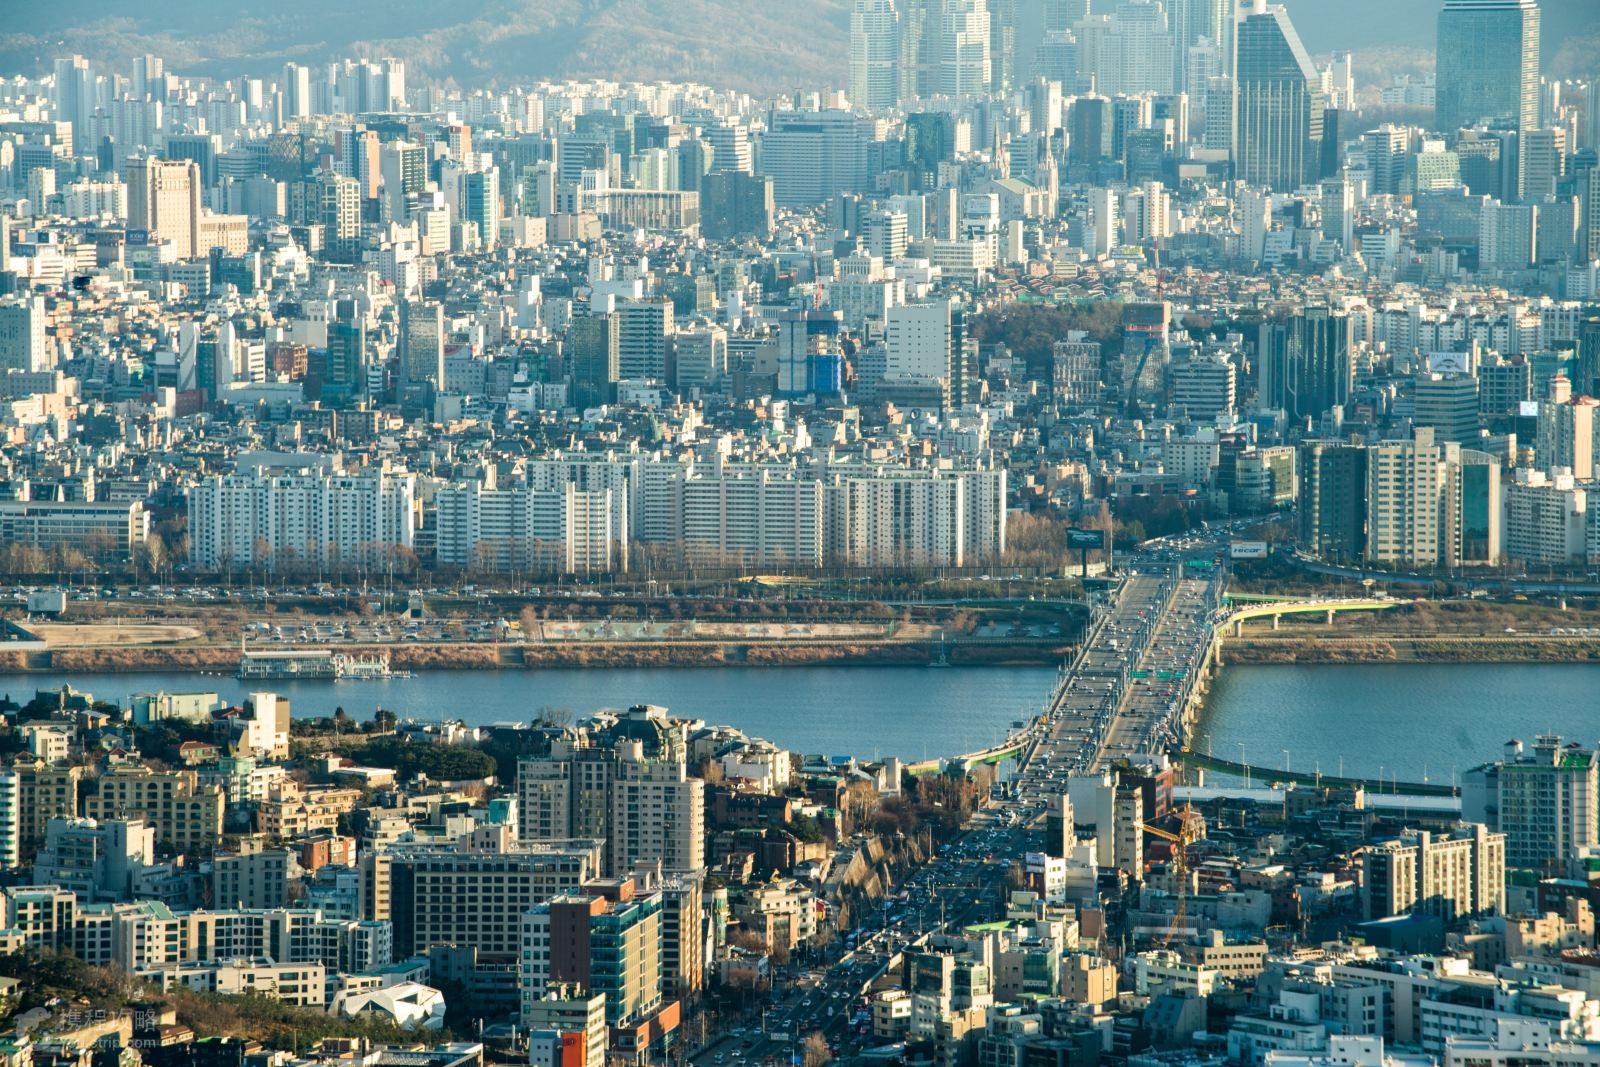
[680,468,825,567]
[1464,736,1599,871]
[842,471,966,567]
[433,481,624,574]
[1503,469,1588,565]
[187,460,414,571]
[0,772,19,870]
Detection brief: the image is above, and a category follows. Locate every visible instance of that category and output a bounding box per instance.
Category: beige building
[14,764,84,848]
[83,768,224,850]
[212,837,294,910]
[1363,824,1506,921]
[126,157,201,259]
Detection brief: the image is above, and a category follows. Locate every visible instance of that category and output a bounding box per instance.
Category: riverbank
[1223,634,1600,663]
[0,638,1073,674]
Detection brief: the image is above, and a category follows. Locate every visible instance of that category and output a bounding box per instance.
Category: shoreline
[0,639,1075,675]
[1222,635,1600,664]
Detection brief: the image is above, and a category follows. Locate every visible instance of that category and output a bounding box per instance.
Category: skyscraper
[568,312,621,410]
[1258,306,1352,422]
[1435,0,1540,134]
[851,0,903,111]
[1232,0,1325,192]
[1099,0,1176,98]
[398,300,445,392]
[941,0,994,97]
[1169,0,1229,92]
[126,156,201,259]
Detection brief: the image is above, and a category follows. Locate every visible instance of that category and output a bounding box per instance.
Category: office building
[0,500,150,560]
[1232,1,1326,192]
[760,110,869,207]
[387,843,600,959]
[1258,306,1353,422]
[1299,442,1368,562]
[1414,373,1482,443]
[397,300,445,392]
[851,0,903,110]
[127,157,201,258]
[1436,0,1540,134]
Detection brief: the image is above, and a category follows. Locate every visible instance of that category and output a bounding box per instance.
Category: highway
[688,530,1239,1066]
[1005,557,1222,822]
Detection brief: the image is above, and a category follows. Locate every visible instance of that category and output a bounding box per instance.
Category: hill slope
[0,0,1592,94]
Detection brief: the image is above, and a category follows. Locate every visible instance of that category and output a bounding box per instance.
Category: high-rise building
[1258,306,1352,422]
[1414,373,1482,443]
[673,323,728,394]
[1478,198,1539,271]
[940,0,994,97]
[1464,736,1598,871]
[760,110,869,207]
[397,300,444,392]
[568,311,621,409]
[702,120,752,174]
[1169,0,1229,93]
[0,296,49,373]
[186,459,416,572]
[1298,442,1368,562]
[1099,0,1176,97]
[1232,1,1326,192]
[1435,0,1540,134]
[281,63,312,120]
[520,883,676,1060]
[1534,376,1597,479]
[517,708,705,878]
[0,771,19,871]
[851,0,903,111]
[1320,177,1354,249]
[617,299,674,383]
[1517,126,1566,202]
[378,140,427,222]
[126,156,201,258]
[1364,429,1448,567]
[1363,825,1506,922]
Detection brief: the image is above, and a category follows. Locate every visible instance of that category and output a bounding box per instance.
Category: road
[688,529,1242,1066]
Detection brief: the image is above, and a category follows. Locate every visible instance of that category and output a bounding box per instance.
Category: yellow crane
[1142,804,1205,948]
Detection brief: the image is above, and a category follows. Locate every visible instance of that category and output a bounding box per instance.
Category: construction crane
[1142,803,1205,949]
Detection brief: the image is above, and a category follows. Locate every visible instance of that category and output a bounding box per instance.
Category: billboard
[1230,541,1269,559]
[1066,528,1107,550]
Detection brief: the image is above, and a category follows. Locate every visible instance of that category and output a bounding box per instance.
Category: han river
[7,662,1600,773]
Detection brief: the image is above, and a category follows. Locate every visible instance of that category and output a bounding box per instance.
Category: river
[0,666,1058,764]
[1199,663,1600,787]
[14,661,1592,779]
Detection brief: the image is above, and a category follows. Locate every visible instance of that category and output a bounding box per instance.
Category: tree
[801,1032,831,1067]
